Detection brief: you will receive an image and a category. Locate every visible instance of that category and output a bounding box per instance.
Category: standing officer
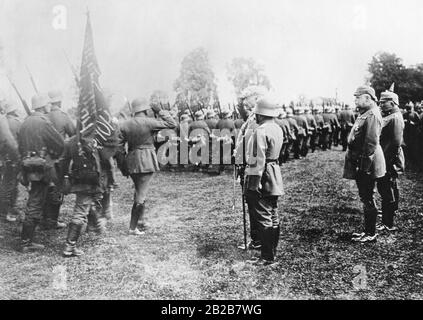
[119,98,176,235]
[0,100,21,222]
[286,108,300,159]
[17,94,65,252]
[376,90,404,232]
[294,106,310,158]
[322,105,333,150]
[339,104,356,151]
[244,98,284,265]
[343,86,386,243]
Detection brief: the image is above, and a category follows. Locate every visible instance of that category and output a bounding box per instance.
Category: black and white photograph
[0,0,422,303]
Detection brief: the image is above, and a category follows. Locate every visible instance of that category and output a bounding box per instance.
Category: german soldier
[119,98,176,235]
[286,108,300,159]
[244,98,284,265]
[0,100,21,222]
[344,86,386,243]
[17,94,65,252]
[376,90,404,232]
[339,104,356,151]
[312,106,324,152]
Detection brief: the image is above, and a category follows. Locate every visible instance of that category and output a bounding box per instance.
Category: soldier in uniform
[275,110,294,164]
[321,105,333,150]
[293,106,310,158]
[304,106,317,155]
[17,94,65,252]
[343,86,386,243]
[312,106,324,152]
[205,110,218,131]
[60,135,110,257]
[244,98,284,265]
[188,111,211,171]
[286,108,301,159]
[0,100,21,222]
[339,104,356,151]
[119,98,176,235]
[329,106,341,149]
[376,91,405,232]
[403,102,420,165]
[216,110,236,171]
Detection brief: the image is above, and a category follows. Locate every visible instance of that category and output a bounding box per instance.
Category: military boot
[63,223,84,257]
[136,202,148,231]
[260,227,275,264]
[129,203,145,235]
[272,225,281,258]
[19,222,45,253]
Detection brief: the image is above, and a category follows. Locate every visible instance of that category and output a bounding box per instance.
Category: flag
[77,11,115,149]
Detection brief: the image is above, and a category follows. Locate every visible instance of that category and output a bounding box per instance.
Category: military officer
[376,90,405,232]
[119,98,176,235]
[17,94,65,252]
[0,100,22,222]
[244,98,284,265]
[343,86,386,243]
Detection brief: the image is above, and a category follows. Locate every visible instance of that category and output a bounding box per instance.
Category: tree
[227,57,271,96]
[367,52,423,103]
[173,47,217,112]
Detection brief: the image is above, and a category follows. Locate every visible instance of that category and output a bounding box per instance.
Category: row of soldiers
[400,101,423,167]
[151,102,358,174]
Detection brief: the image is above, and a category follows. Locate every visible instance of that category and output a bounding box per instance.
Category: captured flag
[77,11,115,147]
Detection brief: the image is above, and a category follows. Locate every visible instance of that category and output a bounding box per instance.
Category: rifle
[25,65,39,94]
[63,50,80,87]
[217,99,223,119]
[6,75,31,116]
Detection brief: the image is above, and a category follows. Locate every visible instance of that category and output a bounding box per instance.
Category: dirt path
[0,148,422,299]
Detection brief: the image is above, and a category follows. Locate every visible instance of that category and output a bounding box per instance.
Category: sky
[1,0,423,111]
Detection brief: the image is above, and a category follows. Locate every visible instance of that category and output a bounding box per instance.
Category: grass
[0,147,422,300]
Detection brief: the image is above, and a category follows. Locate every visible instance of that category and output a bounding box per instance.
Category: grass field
[0,147,422,300]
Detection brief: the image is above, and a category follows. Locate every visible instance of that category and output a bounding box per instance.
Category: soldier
[17,94,65,252]
[60,136,110,257]
[188,111,211,171]
[286,108,300,159]
[293,107,310,158]
[312,106,324,152]
[339,104,356,151]
[216,110,236,170]
[321,105,333,150]
[276,110,294,164]
[333,104,341,146]
[343,86,386,243]
[304,106,317,155]
[205,110,218,130]
[0,100,22,222]
[403,102,420,165]
[119,98,176,235]
[244,98,284,266]
[376,91,405,232]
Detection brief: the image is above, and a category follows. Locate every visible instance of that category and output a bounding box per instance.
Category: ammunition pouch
[22,155,50,182]
[71,153,99,186]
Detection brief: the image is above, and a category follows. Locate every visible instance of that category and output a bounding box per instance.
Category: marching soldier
[339,104,356,151]
[216,110,236,170]
[0,100,22,222]
[38,90,76,229]
[205,110,218,130]
[118,98,176,235]
[17,94,65,253]
[343,86,386,243]
[244,98,284,266]
[60,136,110,257]
[376,90,405,232]
[293,106,310,158]
[403,102,420,165]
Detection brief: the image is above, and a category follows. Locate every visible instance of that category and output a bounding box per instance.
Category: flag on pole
[77,11,115,149]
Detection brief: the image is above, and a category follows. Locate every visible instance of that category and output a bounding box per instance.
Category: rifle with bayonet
[6,75,31,116]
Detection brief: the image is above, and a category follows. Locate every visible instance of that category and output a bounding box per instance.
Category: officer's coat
[343,107,386,180]
[245,119,284,196]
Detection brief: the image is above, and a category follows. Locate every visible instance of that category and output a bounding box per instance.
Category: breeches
[130,172,154,204]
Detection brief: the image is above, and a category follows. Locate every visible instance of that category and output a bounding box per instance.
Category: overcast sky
[1,0,423,110]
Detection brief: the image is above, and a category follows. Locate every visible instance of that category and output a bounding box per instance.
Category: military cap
[194,110,204,120]
[253,98,280,118]
[131,98,150,113]
[31,94,50,110]
[48,89,63,103]
[380,91,399,106]
[354,85,377,101]
[278,110,287,119]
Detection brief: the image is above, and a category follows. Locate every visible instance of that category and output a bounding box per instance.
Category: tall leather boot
[130,203,144,235]
[272,225,281,258]
[382,203,395,229]
[137,202,148,231]
[42,203,66,229]
[364,208,378,236]
[63,223,84,257]
[20,221,44,253]
[260,227,275,263]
